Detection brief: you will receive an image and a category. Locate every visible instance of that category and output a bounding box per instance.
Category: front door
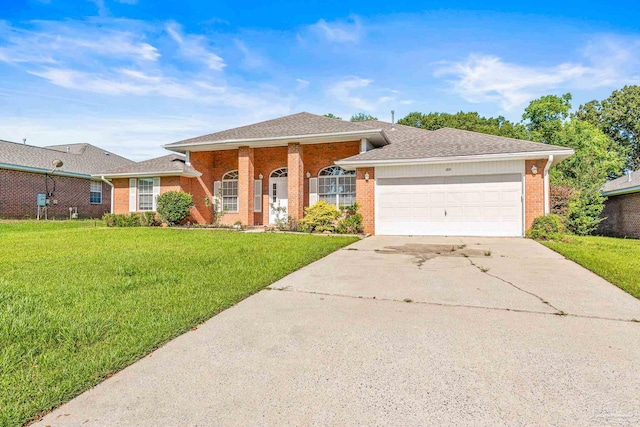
[269,176,288,224]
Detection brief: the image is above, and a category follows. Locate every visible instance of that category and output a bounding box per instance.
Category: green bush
[526,214,565,241]
[300,200,341,233]
[102,212,159,227]
[336,202,364,234]
[156,191,194,226]
[565,187,606,235]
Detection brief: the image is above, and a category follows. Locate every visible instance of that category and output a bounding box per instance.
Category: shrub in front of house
[156,191,194,226]
[336,202,364,234]
[103,212,159,227]
[526,214,565,241]
[299,200,341,233]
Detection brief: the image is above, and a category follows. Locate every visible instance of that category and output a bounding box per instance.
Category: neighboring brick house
[599,170,640,238]
[98,112,573,236]
[0,140,132,219]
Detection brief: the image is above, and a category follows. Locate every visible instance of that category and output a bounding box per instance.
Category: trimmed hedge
[102,212,159,227]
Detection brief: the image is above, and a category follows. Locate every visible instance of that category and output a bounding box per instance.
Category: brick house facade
[599,171,640,239]
[0,140,132,219]
[0,168,112,219]
[100,113,573,236]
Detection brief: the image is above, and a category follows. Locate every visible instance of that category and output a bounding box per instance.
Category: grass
[543,235,640,299]
[0,220,358,426]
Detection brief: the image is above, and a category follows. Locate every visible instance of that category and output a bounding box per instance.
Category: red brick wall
[238,147,255,226]
[287,143,304,220]
[0,168,111,219]
[356,167,375,234]
[112,176,193,214]
[599,192,640,238]
[113,140,362,227]
[525,159,547,230]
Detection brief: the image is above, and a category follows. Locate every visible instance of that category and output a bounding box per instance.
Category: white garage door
[376,174,523,236]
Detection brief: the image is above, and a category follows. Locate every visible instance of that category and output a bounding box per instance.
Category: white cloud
[327,76,410,112]
[307,16,362,43]
[296,78,309,90]
[166,23,225,71]
[435,36,640,110]
[233,39,264,69]
[0,20,159,64]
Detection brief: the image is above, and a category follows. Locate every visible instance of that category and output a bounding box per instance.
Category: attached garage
[376,173,523,237]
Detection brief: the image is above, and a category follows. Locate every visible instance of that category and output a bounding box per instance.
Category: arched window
[318,166,356,208]
[222,170,239,212]
[270,168,288,178]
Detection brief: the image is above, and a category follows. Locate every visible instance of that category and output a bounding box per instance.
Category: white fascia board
[335,150,575,169]
[162,129,390,153]
[602,185,640,197]
[93,170,202,179]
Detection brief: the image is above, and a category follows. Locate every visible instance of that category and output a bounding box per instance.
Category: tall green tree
[522,93,572,144]
[523,93,625,235]
[397,111,528,139]
[349,113,378,122]
[576,85,640,170]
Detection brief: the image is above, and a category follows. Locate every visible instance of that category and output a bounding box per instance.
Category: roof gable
[0,140,132,176]
[166,112,385,147]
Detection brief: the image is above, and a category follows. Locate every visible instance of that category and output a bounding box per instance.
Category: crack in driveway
[267,287,640,324]
[465,257,565,315]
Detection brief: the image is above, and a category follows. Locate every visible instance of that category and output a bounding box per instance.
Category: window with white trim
[90,181,102,204]
[318,166,356,208]
[222,170,239,212]
[138,178,154,211]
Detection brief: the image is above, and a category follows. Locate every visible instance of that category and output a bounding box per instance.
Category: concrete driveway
[36,237,640,426]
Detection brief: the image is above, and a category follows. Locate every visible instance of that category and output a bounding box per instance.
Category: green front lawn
[0,221,358,426]
[543,236,640,299]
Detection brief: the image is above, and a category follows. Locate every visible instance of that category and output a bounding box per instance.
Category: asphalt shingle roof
[100,154,199,176]
[602,170,640,194]
[165,112,393,146]
[339,127,572,162]
[0,140,132,176]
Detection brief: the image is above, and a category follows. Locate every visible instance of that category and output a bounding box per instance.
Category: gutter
[602,185,640,197]
[0,162,91,179]
[543,155,553,214]
[101,176,115,214]
[335,149,575,169]
[92,170,202,179]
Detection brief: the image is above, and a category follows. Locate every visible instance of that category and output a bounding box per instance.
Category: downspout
[101,176,115,214]
[543,155,553,215]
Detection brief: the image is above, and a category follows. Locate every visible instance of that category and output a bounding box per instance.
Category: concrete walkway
[36,237,640,426]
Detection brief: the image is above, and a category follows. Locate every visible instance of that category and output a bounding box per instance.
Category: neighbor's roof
[164,112,395,150]
[337,128,574,166]
[0,140,132,177]
[97,154,201,178]
[602,170,640,196]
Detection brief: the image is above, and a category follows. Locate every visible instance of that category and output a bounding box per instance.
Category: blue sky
[1,0,639,160]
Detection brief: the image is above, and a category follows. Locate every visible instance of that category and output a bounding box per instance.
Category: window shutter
[129,178,137,212]
[213,181,221,212]
[152,177,161,211]
[253,179,262,212]
[309,177,318,205]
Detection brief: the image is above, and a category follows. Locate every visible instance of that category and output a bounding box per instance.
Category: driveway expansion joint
[267,287,640,324]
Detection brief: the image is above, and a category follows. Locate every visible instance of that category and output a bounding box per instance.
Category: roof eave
[335,150,575,169]
[94,170,202,179]
[163,129,390,153]
[602,185,640,197]
[0,162,92,179]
